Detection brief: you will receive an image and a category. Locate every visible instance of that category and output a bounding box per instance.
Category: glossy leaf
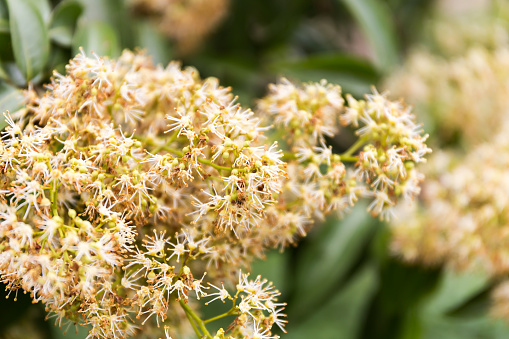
[1,62,26,87]
[73,21,120,57]
[77,0,131,48]
[271,53,379,97]
[290,203,376,314]
[0,81,24,130]
[286,265,377,339]
[50,0,84,47]
[422,269,491,316]
[0,19,8,33]
[26,0,51,24]
[339,0,399,71]
[6,0,50,82]
[135,20,172,65]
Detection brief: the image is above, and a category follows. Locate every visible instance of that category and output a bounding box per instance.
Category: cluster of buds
[0,50,430,338]
[130,0,229,54]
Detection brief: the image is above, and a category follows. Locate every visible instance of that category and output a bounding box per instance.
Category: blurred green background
[1,0,507,338]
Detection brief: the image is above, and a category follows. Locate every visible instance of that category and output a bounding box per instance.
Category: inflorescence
[0,50,430,338]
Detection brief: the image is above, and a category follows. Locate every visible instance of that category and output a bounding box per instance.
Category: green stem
[134,133,234,173]
[153,130,179,154]
[203,308,238,324]
[184,308,203,338]
[179,300,212,339]
[162,146,232,172]
[282,152,297,161]
[342,137,368,158]
[339,155,359,162]
[50,180,58,216]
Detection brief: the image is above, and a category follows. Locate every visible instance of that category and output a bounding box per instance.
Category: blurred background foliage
[0,0,507,338]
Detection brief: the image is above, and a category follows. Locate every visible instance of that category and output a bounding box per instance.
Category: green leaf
[271,53,379,97]
[49,26,74,47]
[0,81,24,130]
[6,0,50,82]
[252,250,291,294]
[76,0,132,48]
[422,316,509,339]
[422,268,491,316]
[73,21,120,57]
[135,20,172,65]
[445,288,492,319]
[51,322,90,339]
[287,265,378,339]
[0,62,26,87]
[50,0,84,47]
[0,19,9,33]
[290,203,376,314]
[0,32,13,61]
[339,0,399,72]
[26,0,51,24]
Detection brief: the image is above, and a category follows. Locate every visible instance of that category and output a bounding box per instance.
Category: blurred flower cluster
[385,0,509,146]
[129,0,229,54]
[391,129,509,271]
[0,49,429,338]
[387,0,509,321]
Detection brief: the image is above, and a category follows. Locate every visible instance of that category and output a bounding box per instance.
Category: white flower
[205,282,230,304]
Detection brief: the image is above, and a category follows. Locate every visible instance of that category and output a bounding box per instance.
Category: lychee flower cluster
[257,78,431,225]
[0,50,430,338]
[384,0,509,147]
[391,129,509,272]
[390,126,509,321]
[386,0,509,324]
[385,47,509,147]
[130,0,229,54]
[427,0,509,58]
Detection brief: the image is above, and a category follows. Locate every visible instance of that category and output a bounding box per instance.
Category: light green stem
[342,137,368,157]
[179,300,212,339]
[162,146,232,172]
[203,307,238,324]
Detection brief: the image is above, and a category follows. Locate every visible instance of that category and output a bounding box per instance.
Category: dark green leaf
[339,0,399,72]
[271,53,379,97]
[252,250,290,295]
[51,322,90,339]
[0,19,9,33]
[445,287,492,319]
[50,0,84,47]
[73,21,120,57]
[0,81,24,130]
[0,32,13,61]
[6,0,50,82]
